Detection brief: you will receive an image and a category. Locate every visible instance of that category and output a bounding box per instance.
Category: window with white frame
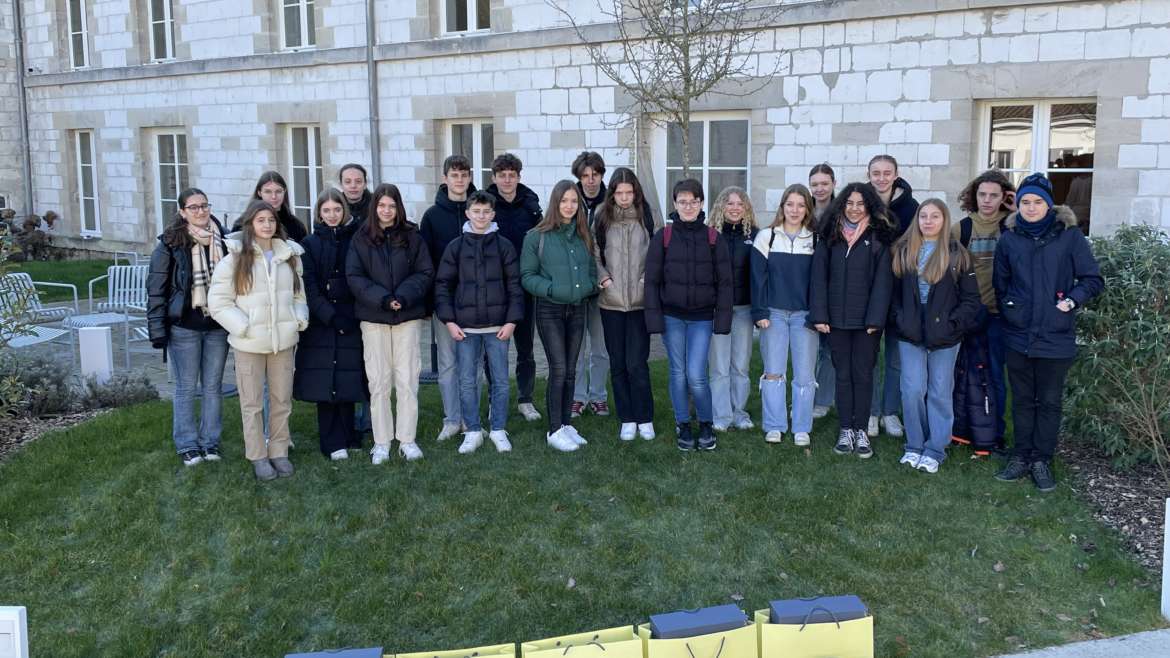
[288,126,323,226]
[75,130,100,236]
[652,114,750,215]
[149,0,176,61]
[445,120,495,189]
[980,99,1096,232]
[67,0,88,68]
[282,0,316,49]
[0,195,7,209]
[155,133,189,233]
[443,0,490,33]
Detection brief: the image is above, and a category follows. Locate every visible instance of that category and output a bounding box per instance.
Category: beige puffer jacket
[208,236,309,354]
[594,205,657,312]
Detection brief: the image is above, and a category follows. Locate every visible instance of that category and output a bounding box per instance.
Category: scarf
[1017,209,1057,240]
[841,216,869,251]
[187,221,224,315]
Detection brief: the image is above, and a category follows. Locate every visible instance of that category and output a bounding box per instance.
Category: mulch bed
[0,410,107,463]
[1060,441,1169,574]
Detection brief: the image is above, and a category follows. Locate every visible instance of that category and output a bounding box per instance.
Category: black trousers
[317,401,359,456]
[536,300,587,433]
[827,328,882,431]
[1005,348,1074,463]
[600,308,654,424]
[514,293,537,404]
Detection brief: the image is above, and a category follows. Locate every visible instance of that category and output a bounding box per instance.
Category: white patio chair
[0,272,79,323]
[63,265,150,369]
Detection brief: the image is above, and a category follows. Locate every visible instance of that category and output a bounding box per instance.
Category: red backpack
[662,223,719,255]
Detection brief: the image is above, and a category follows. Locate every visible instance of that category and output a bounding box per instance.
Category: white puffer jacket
[208,236,309,354]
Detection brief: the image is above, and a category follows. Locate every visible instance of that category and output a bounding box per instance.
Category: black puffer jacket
[809,227,894,331]
[231,205,307,243]
[720,223,757,307]
[486,183,542,257]
[347,190,372,225]
[146,216,228,344]
[435,223,525,329]
[346,223,434,325]
[643,213,733,335]
[890,245,983,349]
[885,178,920,237]
[420,183,477,269]
[294,221,366,403]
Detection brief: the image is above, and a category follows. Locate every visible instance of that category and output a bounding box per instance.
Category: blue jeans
[898,340,961,462]
[986,314,1008,440]
[433,315,461,426]
[814,333,835,407]
[168,325,229,454]
[457,332,510,432]
[871,330,902,417]
[708,305,754,427]
[573,297,610,403]
[663,315,714,423]
[760,309,818,433]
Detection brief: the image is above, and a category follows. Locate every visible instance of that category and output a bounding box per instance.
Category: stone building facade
[2,0,1169,253]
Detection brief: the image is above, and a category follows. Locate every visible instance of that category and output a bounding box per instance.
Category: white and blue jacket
[750,225,816,322]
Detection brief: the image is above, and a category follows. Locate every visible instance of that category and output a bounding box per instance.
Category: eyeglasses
[675,200,702,208]
[467,209,495,217]
[184,204,212,212]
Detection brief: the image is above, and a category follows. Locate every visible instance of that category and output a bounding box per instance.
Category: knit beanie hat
[1017,173,1054,207]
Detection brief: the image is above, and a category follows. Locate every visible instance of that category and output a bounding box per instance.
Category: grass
[0,358,1164,657]
[9,259,113,303]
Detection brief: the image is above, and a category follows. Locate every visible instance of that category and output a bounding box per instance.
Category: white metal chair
[0,272,79,323]
[63,265,150,368]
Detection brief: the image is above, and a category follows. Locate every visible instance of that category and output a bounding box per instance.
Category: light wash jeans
[663,315,714,423]
[433,315,461,426]
[708,304,754,427]
[573,297,610,403]
[871,330,902,417]
[169,325,229,454]
[457,332,510,433]
[898,340,961,462]
[759,309,818,434]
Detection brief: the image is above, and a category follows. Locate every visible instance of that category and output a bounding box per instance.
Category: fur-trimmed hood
[1003,205,1077,230]
[223,233,305,261]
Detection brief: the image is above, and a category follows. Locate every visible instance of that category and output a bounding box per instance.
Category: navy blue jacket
[750,225,816,321]
[720,223,757,307]
[890,244,983,349]
[993,206,1103,359]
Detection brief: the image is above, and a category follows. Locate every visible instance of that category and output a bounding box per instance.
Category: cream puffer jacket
[208,236,309,354]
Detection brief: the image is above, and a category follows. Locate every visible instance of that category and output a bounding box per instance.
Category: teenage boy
[570,150,611,417]
[435,191,525,454]
[486,153,543,421]
[420,155,477,442]
[340,163,372,224]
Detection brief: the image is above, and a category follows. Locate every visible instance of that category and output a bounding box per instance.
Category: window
[443,0,490,33]
[155,133,189,233]
[0,195,7,210]
[75,131,100,236]
[67,0,88,68]
[981,99,1096,232]
[446,120,495,189]
[282,0,316,49]
[148,0,175,61]
[654,114,750,215]
[288,126,323,226]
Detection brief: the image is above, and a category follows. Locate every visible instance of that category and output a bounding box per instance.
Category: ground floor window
[445,120,495,190]
[652,113,750,216]
[288,125,323,228]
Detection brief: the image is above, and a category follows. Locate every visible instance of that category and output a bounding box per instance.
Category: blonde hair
[771,184,815,230]
[892,198,971,284]
[707,187,757,235]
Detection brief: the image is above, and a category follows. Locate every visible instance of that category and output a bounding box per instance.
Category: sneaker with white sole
[181,450,203,467]
[812,405,830,419]
[734,417,755,430]
[899,451,921,468]
[866,415,880,438]
[570,401,585,418]
[619,422,637,441]
[588,400,610,416]
[712,424,729,432]
[458,431,483,455]
[399,442,424,461]
[563,425,587,446]
[916,455,940,474]
[881,414,904,437]
[547,427,579,452]
[201,447,221,462]
[764,430,784,444]
[517,402,542,421]
[436,423,462,442]
[793,432,810,447]
[637,422,656,440]
[833,429,854,455]
[854,430,873,459]
[488,430,512,453]
[329,449,349,461]
[370,444,391,465]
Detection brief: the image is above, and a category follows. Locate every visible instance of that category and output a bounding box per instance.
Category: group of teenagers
[146,148,1103,492]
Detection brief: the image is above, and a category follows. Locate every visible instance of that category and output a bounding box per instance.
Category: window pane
[284,5,301,47]
[476,0,490,29]
[72,34,85,65]
[313,126,322,164]
[160,164,177,198]
[69,0,83,31]
[314,167,323,202]
[710,120,749,167]
[292,128,308,165]
[161,200,177,220]
[152,22,168,59]
[446,0,467,31]
[177,134,188,163]
[1048,171,1093,233]
[666,169,686,207]
[1048,103,1095,169]
[81,166,94,197]
[667,122,704,168]
[158,135,175,164]
[481,124,494,169]
[306,0,316,45]
[988,105,1032,171]
[294,168,310,208]
[83,199,96,231]
[151,0,166,20]
[78,133,92,164]
[451,124,473,160]
[708,170,748,203]
[177,164,189,191]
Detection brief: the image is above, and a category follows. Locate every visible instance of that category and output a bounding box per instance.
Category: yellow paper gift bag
[754,609,873,658]
[638,621,756,658]
[521,625,643,658]
[395,642,516,658]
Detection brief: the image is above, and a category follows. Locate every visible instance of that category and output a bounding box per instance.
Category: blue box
[285,648,384,658]
[769,596,868,626]
[649,604,748,639]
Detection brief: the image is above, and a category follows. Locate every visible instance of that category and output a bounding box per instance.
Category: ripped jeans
[759,308,819,434]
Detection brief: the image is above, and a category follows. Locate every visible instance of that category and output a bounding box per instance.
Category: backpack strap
[662,224,673,251]
[706,226,718,246]
[959,217,973,248]
[768,227,777,252]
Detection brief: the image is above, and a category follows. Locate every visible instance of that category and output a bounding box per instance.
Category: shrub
[1064,225,1170,484]
[0,351,75,416]
[80,372,159,410]
[0,374,26,417]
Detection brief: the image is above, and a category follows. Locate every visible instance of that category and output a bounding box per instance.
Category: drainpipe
[366,0,381,181]
[12,0,34,219]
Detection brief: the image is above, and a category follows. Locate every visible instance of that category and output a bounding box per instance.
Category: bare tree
[549,0,786,179]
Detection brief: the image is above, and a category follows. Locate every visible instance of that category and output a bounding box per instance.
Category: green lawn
[0,359,1163,657]
[9,259,113,303]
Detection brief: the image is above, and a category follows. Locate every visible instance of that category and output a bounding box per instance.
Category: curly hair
[707,186,756,235]
[820,182,897,246]
[958,169,1016,214]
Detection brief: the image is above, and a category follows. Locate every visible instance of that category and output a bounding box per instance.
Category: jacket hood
[224,234,305,261]
[487,183,540,210]
[462,220,499,234]
[1003,205,1077,230]
[889,177,914,205]
[433,183,478,212]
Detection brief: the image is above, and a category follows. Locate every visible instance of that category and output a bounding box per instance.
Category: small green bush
[1065,225,1170,483]
[80,372,159,410]
[0,351,75,416]
[0,374,26,417]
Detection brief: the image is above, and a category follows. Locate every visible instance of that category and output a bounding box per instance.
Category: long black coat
[294,221,367,403]
[435,227,525,329]
[346,223,434,325]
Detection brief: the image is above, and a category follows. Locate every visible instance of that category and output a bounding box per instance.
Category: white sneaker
[546,427,579,452]
[734,417,755,430]
[563,425,588,446]
[916,455,940,474]
[899,451,921,468]
[517,402,542,421]
[329,449,349,461]
[867,415,880,438]
[712,424,729,432]
[370,444,390,465]
[764,430,784,444]
[881,415,905,438]
[794,432,811,446]
[812,405,830,419]
[619,422,637,441]
[458,431,483,455]
[436,422,462,442]
[488,430,512,453]
[637,422,656,440]
[399,442,424,461]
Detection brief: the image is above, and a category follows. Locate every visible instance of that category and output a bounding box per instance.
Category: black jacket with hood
[419,183,478,270]
[486,182,541,257]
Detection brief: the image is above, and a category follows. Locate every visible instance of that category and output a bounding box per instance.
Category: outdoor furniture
[1,324,71,352]
[112,251,149,267]
[61,265,150,369]
[0,272,79,323]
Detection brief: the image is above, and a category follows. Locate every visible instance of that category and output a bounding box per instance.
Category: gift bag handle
[798,606,842,632]
[560,635,606,655]
[685,636,726,658]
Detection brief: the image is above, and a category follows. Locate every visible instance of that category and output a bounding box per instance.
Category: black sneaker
[180,450,203,467]
[1030,461,1056,493]
[995,456,1030,482]
[697,422,717,451]
[853,430,873,459]
[676,422,696,452]
[832,429,854,455]
[201,447,221,462]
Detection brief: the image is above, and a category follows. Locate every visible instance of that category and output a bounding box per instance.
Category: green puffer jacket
[520,221,598,305]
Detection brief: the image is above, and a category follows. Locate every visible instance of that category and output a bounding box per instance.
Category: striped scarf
[187,222,224,315]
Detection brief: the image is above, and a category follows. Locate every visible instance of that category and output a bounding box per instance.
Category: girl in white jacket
[209,200,309,481]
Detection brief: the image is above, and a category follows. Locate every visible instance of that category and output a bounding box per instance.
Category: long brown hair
[771,184,815,231]
[891,198,971,284]
[313,188,349,227]
[595,167,645,239]
[232,199,301,296]
[365,183,413,247]
[535,180,593,253]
